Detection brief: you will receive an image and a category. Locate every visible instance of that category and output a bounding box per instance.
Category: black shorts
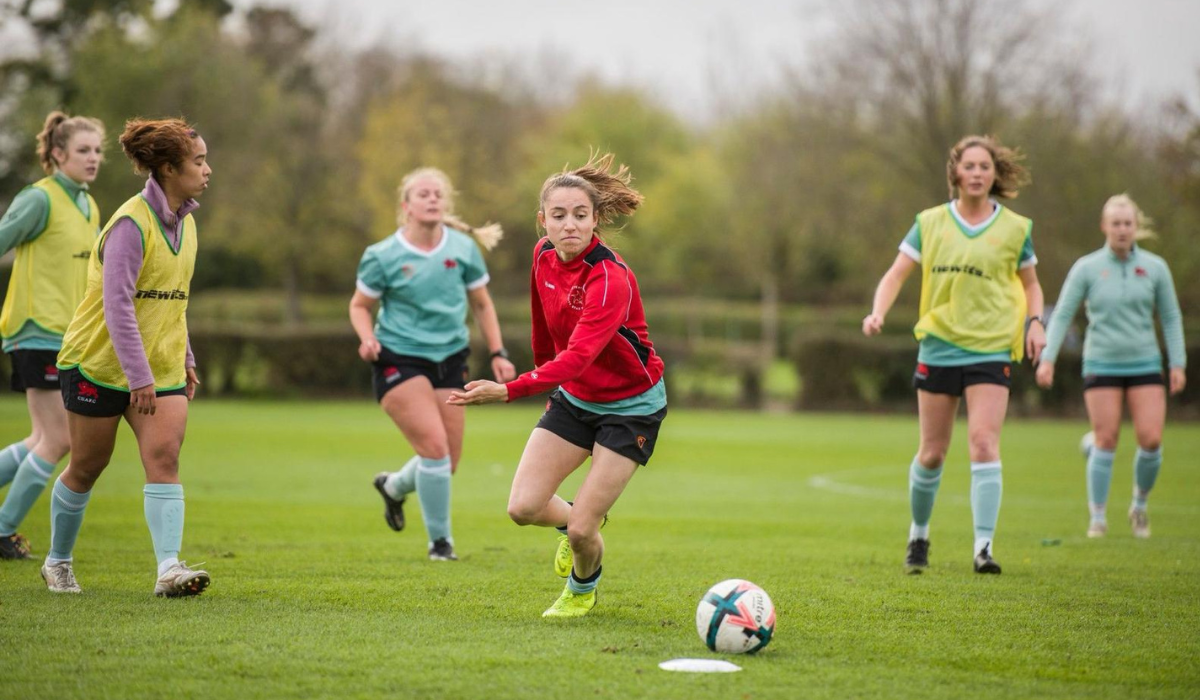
[913,361,1012,397]
[1083,373,1164,391]
[8,349,61,392]
[535,389,667,466]
[372,346,470,402]
[59,366,187,418]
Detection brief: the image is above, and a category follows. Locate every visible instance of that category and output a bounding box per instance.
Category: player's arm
[1018,265,1046,363]
[467,285,516,382]
[0,188,49,256]
[863,253,917,336]
[1037,261,1086,388]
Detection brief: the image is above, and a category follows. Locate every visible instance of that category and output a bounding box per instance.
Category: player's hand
[1169,367,1187,395]
[185,367,201,401]
[1026,321,1047,364]
[1035,361,1054,389]
[491,357,516,383]
[358,337,381,362]
[130,383,156,415]
[446,379,509,406]
[862,313,884,337]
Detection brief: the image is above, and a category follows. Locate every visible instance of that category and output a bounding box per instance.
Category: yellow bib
[0,177,100,339]
[58,194,197,391]
[912,204,1031,361]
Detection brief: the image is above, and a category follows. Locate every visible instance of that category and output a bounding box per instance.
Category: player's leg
[125,395,208,596]
[0,352,49,489]
[963,381,1009,574]
[42,411,120,593]
[380,377,456,558]
[907,387,958,573]
[543,445,638,618]
[1126,381,1166,538]
[1082,385,1123,537]
[0,388,70,558]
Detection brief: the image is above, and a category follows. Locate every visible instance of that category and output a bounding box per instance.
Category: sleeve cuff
[899,242,921,263]
[465,272,491,291]
[356,279,382,299]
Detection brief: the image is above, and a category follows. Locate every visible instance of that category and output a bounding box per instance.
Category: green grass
[0,399,1197,699]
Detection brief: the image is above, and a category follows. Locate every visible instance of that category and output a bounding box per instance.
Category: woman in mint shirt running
[0,111,104,560]
[351,167,515,562]
[1036,194,1186,539]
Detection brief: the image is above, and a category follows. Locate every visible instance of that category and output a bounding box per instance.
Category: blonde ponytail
[396,167,503,251]
[1102,193,1156,241]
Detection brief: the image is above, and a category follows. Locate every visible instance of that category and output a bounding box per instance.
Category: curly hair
[946,135,1030,200]
[118,117,199,179]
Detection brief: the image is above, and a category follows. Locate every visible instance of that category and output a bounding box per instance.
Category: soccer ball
[695,579,776,654]
[1079,431,1095,458]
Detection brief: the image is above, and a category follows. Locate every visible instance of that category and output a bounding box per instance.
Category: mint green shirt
[899,200,1037,366]
[1043,244,1186,376]
[355,227,489,362]
[562,378,667,416]
[0,172,92,353]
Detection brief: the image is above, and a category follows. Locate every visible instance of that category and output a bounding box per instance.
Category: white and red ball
[695,579,776,654]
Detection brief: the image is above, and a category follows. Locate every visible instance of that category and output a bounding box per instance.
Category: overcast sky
[238,0,1200,116]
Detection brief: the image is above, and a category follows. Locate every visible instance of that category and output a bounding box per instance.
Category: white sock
[974,537,993,556]
[909,523,930,540]
[158,556,180,577]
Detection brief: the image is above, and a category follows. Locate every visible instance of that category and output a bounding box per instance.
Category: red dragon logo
[77,381,99,399]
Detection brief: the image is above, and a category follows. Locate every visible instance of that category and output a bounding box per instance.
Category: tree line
[2,0,1198,328]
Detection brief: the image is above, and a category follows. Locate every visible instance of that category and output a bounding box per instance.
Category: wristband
[490,348,509,360]
[1025,315,1043,332]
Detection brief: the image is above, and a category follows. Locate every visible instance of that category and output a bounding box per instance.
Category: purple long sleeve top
[100,177,197,391]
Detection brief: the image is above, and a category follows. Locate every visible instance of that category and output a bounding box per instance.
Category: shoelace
[52,564,77,588]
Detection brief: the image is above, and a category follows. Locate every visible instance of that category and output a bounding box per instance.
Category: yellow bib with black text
[57,194,196,391]
[913,204,1031,361]
[0,177,100,339]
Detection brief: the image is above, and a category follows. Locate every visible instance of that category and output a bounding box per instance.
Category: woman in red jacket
[449,153,666,618]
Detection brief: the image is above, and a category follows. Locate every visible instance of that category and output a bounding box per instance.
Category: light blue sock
[0,442,30,488]
[908,456,942,540]
[970,461,1003,554]
[0,451,57,535]
[1132,446,1162,510]
[415,456,452,543]
[384,455,420,498]
[144,483,185,573]
[1086,447,1115,522]
[48,477,91,561]
[568,565,602,595]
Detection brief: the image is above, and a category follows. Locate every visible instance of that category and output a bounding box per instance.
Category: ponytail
[36,111,106,175]
[396,167,504,251]
[539,152,643,233]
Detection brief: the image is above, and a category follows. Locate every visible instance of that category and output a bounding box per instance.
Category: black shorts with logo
[1083,373,1164,391]
[59,366,187,418]
[8,349,62,392]
[372,346,470,402]
[535,389,667,466]
[913,361,1012,397]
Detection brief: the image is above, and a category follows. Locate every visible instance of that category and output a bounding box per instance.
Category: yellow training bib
[58,193,196,391]
[0,176,99,339]
[912,203,1031,361]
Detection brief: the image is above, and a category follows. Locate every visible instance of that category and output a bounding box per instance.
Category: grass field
[0,398,1197,700]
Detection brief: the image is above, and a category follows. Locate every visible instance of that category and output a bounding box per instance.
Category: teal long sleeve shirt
[0,172,93,352]
[1042,244,1186,376]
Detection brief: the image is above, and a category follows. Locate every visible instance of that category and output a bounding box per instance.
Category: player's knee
[916,447,947,469]
[967,432,999,462]
[1135,431,1161,452]
[506,500,538,526]
[1093,429,1120,451]
[566,522,598,550]
[142,445,180,476]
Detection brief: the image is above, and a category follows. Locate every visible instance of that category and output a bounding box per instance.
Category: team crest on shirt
[444,259,457,269]
[1135,267,1147,277]
[400,264,415,278]
[568,285,586,311]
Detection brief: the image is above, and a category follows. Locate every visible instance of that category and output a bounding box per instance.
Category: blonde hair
[397,167,503,251]
[1102,193,1156,241]
[36,111,106,175]
[946,134,1030,200]
[538,152,644,235]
